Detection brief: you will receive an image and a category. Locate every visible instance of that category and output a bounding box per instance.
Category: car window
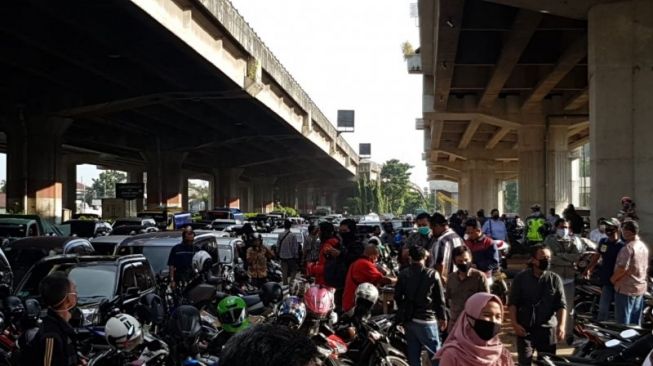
[121,264,138,293]
[69,265,117,304]
[133,262,155,291]
[217,244,233,264]
[118,246,172,274]
[195,237,217,252]
[91,242,117,255]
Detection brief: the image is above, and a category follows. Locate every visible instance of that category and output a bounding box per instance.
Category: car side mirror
[124,286,139,298]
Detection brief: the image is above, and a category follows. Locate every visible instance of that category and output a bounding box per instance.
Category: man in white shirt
[482,209,507,241]
[589,217,608,244]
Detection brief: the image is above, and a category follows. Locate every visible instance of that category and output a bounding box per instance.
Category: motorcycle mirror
[605,339,621,348]
[620,329,639,339]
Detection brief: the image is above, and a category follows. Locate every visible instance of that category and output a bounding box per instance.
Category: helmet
[169,305,202,341]
[276,296,306,329]
[105,314,143,352]
[192,250,213,273]
[354,283,379,316]
[24,298,41,321]
[304,285,334,319]
[259,282,283,307]
[217,296,250,333]
[3,296,24,321]
[137,293,165,326]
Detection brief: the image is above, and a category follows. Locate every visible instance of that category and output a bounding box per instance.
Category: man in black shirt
[168,227,198,287]
[509,244,567,366]
[29,271,80,366]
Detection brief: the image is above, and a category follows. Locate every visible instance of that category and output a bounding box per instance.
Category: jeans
[562,278,575,343]
[405,321,440,366]
[281,259,299,285]
[597,284,615,322]
[614,292,643,325]
[517,327,557,366]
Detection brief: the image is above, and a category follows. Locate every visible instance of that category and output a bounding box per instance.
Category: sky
[0,0,427,187]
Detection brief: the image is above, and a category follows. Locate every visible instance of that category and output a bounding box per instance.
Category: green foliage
[84,170,127,205]
[274,204,298,218]
[504,180,519,213]
[188,181,209,210]
[380,159,413,214]
[244,212,259,219]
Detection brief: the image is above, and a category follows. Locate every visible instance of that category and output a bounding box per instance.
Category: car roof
[0,218,36,225]
[90,235,132,244]
[6,236,90,249]
[118,232,181,247]
[33,254,146,266]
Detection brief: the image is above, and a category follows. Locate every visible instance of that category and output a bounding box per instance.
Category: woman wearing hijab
[434,292,513,366]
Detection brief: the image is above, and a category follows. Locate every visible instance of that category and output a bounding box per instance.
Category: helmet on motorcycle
[105,313,143,352]
[217,296,250,333]
[259,282,283,307]
[24,298,41,320]
[3,296,24,321]
[192,250,213,273]
[304,285,334,319]
[170,305,202,341]
[276,296,306,329]
[354,283,379,316]
[137,293,165,326]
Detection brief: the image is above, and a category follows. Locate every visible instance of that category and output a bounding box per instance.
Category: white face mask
[556,228,568,238]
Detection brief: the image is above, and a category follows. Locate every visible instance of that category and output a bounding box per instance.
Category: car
[137,210,192,231]
[71,213,101,220]
[89,235,132,255]
[260,233,279,250]
[211,219,239,231]
[4,236,96,285]
[0,218,41,240]
[203,208,245,223]
[115,231,242,276]
[14,254,156,326]
[0,214,63,237]
[111,217,159,235]
[62,219,113,238]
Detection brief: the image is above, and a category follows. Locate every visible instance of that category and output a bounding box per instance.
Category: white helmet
[192,250,212,273]
[355,282,379,304]
[105,313,143,352]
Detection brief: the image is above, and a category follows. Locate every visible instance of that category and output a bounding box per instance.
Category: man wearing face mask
[401,212,434,268]
[482,208,507,241]
[544,218,582,342]
[28,271,81,366]
[445,245,489,330]
[509,245,566,366]
[589,217,609,244]
[429,213,464,284]
[584,218,624,321]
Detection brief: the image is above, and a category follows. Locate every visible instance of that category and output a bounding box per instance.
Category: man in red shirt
[342,245,396,313]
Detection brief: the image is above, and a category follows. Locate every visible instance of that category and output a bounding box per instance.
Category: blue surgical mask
[418,227,431,236]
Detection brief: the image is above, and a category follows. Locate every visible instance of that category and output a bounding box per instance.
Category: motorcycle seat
[242,294,261,307]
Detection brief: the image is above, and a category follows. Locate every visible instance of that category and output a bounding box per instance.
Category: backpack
[526,217,546,242]
[324,242,347,289]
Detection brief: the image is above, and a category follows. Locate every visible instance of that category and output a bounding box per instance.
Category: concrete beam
[481,0,616,19]
[431,120,444,149]
[522,34,588,111]
[564,87,590,111]
[419,0,435,76]
[424,112,521,129]
[433,0,465,112]
[485,127,513,149]
[458,120,481,148]
[478,10,543,110]
[432,146,519,160]
[567,121,590,137]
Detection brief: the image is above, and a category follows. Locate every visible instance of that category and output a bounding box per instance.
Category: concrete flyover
[0,0,359,222]
[412,0,652,237]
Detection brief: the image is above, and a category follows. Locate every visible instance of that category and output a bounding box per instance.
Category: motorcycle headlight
[80,307,100,326]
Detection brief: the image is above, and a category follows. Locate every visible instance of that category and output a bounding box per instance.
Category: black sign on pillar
[337,110,355,134]
[115,183,145,200]
[359,143,371,158]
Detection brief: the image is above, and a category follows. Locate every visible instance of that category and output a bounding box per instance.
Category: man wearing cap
[524,204,547,246]
[584,218,624,321]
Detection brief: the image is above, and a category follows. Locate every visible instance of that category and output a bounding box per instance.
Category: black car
[63,219,113,238]
[4,237,95,285]
[111,218,158,235]
[14,254,156,326]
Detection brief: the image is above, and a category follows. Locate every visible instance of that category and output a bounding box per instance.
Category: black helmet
[3,296,24,320]
[259,282,283,307]
[137,293,165,326]
[234,267,250,283]
[24,298,41,320]
[169,305,202,341]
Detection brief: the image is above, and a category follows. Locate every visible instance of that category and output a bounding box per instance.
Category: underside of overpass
[0,0,359,221]
[415,0,652,236]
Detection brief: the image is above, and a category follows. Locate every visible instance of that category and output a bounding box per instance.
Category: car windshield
[91,242,117,255]
[0,225,28,238]
[16,263,117,303]
[117,246,171,274]
[66,221,96,238]
[111,226,142,235]
[68,265,117,304]
[212,222,232,231]
[113,220,140,228]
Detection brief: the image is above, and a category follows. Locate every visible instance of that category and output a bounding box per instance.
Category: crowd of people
[27,196,648,366]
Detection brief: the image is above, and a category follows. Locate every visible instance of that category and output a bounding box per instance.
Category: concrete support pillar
[142,151,187,209]
[61,158,77,215]
[214,168,243,209]
[126,170,145,214]
[589,0,653,237]
[546,125,571,215]
[518,124,546,218]
[460,160,499,213]
[181,178,189,211]
[6,117,71,222]
[458,174,471,212]
[253,177,276,213]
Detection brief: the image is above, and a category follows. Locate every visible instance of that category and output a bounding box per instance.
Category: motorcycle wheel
[369,355,409,366]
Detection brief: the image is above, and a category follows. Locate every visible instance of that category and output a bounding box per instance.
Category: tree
[0,180,5,194]
[504,180,519,213]
[380,159,413,214]
[188,181,210,210]
[85,170,127,204]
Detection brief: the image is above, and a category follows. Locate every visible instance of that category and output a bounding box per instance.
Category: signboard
[115,183,145,200]
[337,110,355,133]
[359,143,371,157]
